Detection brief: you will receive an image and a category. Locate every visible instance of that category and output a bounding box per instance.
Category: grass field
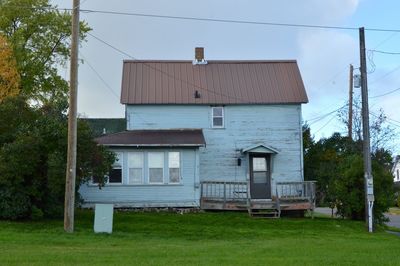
[1,210,400,265]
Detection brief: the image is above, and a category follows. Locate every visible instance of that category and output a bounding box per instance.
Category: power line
[79,52,120,100]
[313,115,337,134]
[369,65,400,85]
[368,49,400,55]
[4,5,400,33]
[305,103,347,124]
[87,32,255,103]
[370,87,400,98]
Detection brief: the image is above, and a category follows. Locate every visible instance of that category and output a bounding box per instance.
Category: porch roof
[241,144,279,154]
[95,129,206,147]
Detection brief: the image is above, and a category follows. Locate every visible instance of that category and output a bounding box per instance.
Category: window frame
[211,106,224,128]
[107,152,123,185]
[148,152,165,184]
[127,152,144,185]
[168,152,181,184]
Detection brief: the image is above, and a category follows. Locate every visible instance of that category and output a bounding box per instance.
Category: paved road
[314,207,400,229]
[386,213,400,228]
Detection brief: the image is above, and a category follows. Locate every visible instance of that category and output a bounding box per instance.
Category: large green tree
[303,127,394,224]
[0,97,114,219]
[0,0,90,103]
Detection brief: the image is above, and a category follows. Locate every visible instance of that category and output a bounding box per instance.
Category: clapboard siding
[126,104,303,192]
[80,148,199,207]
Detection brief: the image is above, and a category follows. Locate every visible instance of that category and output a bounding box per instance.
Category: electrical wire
[313,115,337,134]
[87,32,260,103]
[79,52,120,100]
[370,87,400,98]
[3,5,400,33]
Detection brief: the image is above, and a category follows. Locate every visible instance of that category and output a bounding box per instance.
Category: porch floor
[200,198,314,212]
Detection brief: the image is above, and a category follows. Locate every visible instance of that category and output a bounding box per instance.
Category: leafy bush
[0,188,30,219]
[334,155,394,224]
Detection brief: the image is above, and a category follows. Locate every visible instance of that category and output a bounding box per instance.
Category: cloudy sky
[53,0,400,154]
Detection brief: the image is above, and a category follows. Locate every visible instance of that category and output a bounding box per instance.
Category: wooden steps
[248,199,281,219]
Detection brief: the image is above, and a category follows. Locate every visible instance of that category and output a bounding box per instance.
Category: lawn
[1,210,400,265]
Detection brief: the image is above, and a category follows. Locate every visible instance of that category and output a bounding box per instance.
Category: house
[393,155,400,184]
[80,48,315,216]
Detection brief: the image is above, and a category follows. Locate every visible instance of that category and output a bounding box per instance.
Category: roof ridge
[123,59,297,64]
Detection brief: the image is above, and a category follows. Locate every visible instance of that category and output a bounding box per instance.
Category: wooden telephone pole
[359,27,374,233]
[348,64,354,139]
[64,0,80,233]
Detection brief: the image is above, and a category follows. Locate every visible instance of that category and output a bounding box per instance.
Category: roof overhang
[95,129,206,147]
[241,144,279,154]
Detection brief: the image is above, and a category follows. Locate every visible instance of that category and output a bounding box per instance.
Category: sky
[52,0,400,154]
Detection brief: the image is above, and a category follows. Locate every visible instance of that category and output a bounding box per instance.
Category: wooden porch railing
[201,181,248,201]
[275,181,316,201]
[201,180,316,202]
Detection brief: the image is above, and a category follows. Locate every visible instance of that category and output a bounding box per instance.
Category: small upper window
[212,107,224,128]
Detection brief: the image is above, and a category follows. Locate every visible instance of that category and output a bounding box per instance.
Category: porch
[200,180,316,218]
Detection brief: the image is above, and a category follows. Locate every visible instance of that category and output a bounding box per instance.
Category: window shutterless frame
[211,106,224,128]
[127,152,144,184]
[168,151,181,184]
[107,152,123,185]
[148,152,164,184]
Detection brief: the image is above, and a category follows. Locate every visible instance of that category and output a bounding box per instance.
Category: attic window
[212,106,224,128]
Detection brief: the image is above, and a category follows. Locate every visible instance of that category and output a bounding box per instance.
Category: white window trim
[127,152,144,185]
[148,152,165,184]
[168,151,181,184]
[211,106,224,128]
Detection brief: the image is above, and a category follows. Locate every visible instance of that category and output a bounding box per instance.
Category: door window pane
[253,157,267,171]
[253,172,267,184]
[149,152,164,183]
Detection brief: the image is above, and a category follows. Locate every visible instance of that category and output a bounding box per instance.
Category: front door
[250,154,271,199]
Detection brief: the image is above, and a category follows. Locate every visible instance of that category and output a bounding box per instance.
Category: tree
[0,0,90,104]
[303,128,394,224]
[0,96,114,219]
[0,34,20,101]
[338,97,397,152]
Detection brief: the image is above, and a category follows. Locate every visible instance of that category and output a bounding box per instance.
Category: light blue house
[80,50,315,216]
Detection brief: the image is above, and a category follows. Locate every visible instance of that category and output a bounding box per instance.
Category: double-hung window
[212,106,224,128]
[108,152,122,184]
[148,152,164,184]
[168,152,180,183]
[128,152,144,184]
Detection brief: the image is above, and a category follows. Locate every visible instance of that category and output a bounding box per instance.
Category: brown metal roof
[95,129,206,147]
[121,60,308,105]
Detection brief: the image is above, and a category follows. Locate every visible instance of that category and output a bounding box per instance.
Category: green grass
[1,210,400,265]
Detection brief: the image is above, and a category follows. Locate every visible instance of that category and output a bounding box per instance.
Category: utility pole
[359,27,374,233]
[64,0,80,233]
[348,64,354,139]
